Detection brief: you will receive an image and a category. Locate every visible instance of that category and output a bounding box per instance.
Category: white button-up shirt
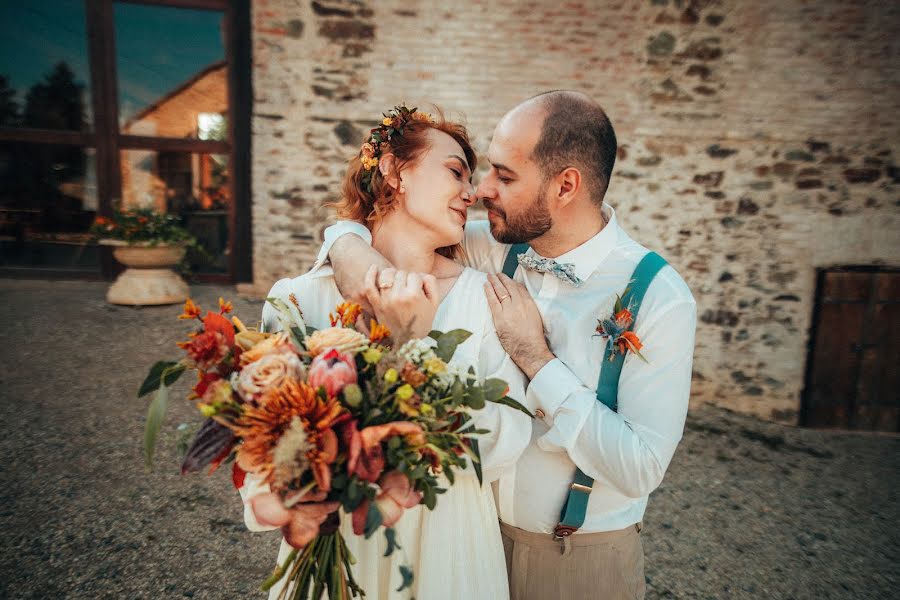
[318,204,697,534]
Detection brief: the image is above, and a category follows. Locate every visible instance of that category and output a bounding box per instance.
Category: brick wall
[249,0,900,422]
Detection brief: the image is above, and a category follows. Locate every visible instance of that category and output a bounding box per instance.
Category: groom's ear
[378,154,401,192]
[554,166,582,209]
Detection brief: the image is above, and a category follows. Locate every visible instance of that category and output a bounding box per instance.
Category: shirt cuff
[312,221,373,271]
[526,358,581,423]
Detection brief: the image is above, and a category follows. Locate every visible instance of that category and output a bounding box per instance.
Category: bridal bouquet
[140,296,530,599]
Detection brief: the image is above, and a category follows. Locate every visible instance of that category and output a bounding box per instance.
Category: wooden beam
[86,0,123,279]
[118,134,230,153]
[227,0,253,284]
[0,128,93,146]
[114,0,228,11]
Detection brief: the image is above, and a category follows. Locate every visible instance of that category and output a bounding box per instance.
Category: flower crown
[359,105,433,193]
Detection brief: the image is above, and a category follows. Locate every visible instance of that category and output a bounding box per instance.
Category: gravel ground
[1,279,898,599]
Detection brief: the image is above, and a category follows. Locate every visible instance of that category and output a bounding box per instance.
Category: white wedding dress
[240,265,532,599]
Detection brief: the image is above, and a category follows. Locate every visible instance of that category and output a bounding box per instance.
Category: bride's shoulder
[265,266,336,298]
[455,266,489,289]
[261,267,340,331]
[445,268,492,318]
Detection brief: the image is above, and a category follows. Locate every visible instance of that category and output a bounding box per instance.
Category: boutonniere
[595,293,648,362]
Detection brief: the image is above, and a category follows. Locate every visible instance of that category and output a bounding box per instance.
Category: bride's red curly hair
[333,107,477,228]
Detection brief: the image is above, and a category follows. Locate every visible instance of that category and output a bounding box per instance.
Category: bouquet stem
[266,532,358,600]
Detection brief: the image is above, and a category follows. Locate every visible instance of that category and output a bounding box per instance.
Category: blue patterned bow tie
[517,254,583,287]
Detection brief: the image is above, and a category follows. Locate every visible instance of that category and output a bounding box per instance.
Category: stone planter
[101,240,189,306]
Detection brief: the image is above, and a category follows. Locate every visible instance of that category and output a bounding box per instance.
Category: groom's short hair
[530,91,617,204]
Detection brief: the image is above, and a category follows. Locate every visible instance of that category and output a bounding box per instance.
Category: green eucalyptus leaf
[493,396,536,418]
[444,465,455,485]
[467,386,485,410]
[396,565,414,592]
[482,378,509,402]
[433,329,472,362]
[144,384,169,468]
[423,485,437,510]
[469,438,483,486]
[138,361,184,397]
[384,527,402,557]
[363,501,383,539]
[451,379,465,404]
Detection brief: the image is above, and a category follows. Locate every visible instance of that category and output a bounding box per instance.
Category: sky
[0,0,225,126]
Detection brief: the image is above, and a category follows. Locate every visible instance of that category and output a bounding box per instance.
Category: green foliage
[91,207,195,246]
[396,565,414,592]
[138,361,185,397]
[383,527,401,557]
[144,385,168,468]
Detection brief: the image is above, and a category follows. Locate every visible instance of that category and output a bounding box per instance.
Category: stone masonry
[248,0,900,423]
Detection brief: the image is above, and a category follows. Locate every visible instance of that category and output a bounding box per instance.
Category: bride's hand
[363,265,439,343]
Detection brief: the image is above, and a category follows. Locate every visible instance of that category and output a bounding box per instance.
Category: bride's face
[394,129,475,248]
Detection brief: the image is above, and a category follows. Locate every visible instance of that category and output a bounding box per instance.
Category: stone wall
[249,0,900,422]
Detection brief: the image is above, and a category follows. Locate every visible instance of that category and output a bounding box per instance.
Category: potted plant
[91,208,195,306]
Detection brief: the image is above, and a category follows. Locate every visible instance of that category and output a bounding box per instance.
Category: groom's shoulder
[461,219,508,272]
[617,238,695,307]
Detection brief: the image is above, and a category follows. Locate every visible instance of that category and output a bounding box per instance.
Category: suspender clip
[570,482,592,494]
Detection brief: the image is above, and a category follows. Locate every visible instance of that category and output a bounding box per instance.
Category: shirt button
[535,408,546,419]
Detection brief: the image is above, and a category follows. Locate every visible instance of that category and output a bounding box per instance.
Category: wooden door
[803,268,900,431]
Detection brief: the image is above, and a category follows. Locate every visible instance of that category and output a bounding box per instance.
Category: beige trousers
[500,522,646,600]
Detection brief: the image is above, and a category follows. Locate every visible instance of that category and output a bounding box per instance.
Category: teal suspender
[501,243,530,279]
[500,246,668,538]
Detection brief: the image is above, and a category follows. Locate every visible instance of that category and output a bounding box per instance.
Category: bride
[239,106,532,599]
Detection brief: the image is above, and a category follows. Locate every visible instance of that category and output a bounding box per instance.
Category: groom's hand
[484,273,554,380]
[331,234,392,314]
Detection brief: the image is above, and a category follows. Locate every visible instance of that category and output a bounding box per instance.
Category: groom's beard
[484,183,553,244]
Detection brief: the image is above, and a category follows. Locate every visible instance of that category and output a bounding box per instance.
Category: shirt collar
[529,203,619,282]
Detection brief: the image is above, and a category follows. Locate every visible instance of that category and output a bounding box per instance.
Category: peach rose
[305,327,368,357]
[240,332,296,365]
[237,352,306,401]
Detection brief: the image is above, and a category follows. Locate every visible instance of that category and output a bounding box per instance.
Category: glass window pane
[0,143,99,271]
[114,3,227,139]
[120,150,230,274]
[0,1,93,131]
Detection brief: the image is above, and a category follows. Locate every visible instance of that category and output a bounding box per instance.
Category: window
[0,0,251,282]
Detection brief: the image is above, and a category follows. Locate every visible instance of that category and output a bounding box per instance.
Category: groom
[320,91,696,600]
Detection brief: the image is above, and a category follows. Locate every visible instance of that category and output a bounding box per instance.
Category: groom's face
[476,109,553,244]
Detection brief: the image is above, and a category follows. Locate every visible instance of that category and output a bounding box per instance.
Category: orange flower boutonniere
[595,295,648,362]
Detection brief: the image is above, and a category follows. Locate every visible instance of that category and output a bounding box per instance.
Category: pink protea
[307,348,357,398]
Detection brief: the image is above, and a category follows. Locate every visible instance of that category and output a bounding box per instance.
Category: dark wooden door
[803,268,900,431]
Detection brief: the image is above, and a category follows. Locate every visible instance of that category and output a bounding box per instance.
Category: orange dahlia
[230,378,346,494]
[177,311,237,370]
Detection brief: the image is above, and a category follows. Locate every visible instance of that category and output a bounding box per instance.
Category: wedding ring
[378,280,394,290]
[498,294,510,302]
